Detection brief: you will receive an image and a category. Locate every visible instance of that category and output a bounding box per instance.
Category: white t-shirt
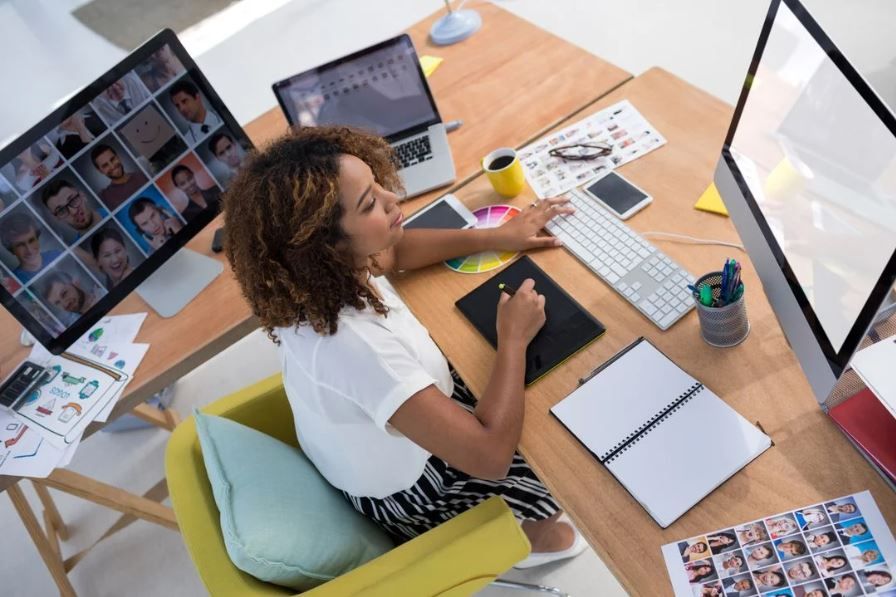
[277,277,454,499]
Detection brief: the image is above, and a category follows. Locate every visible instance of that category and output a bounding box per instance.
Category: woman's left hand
[490,197,575,251]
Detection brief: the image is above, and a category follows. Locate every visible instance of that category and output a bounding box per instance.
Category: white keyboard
[545,188,694,330]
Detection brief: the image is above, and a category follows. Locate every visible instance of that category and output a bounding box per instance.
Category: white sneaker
[514,521,589,569]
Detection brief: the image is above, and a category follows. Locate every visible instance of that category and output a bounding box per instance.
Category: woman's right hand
[496,278,546,347]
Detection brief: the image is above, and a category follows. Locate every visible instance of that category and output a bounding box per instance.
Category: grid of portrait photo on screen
[0,43,250,340]
[669,493,896,597]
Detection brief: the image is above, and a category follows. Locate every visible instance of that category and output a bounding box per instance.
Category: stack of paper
[517,99,667,199]
[0,313,150,478]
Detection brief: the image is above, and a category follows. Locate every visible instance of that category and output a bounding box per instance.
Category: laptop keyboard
[394,135,433,169]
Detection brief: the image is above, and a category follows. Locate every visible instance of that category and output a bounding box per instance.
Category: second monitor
[0,29,253,353]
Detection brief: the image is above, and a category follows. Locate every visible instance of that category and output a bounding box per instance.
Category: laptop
[272,34,455,198]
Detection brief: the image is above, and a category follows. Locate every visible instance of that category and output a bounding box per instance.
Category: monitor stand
[135,248,223,318]
[874,285,896,325]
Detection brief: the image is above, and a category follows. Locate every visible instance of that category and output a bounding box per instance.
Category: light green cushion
[193,412,394,591]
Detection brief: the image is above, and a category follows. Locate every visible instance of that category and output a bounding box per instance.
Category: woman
[128,198,183,250]
[13,142,62,192]
[680,539,711,561]
[707,531,737,553]
[685,561,715,583]
[806,530,838,550]
[737,523,768,546]
[766,515,798,538]
[90,227,134,288]
[815,554,849,576]
[799,507,828,528]
[777,537,808,559]
[863,569,893,588]
[754,568,786,590]
[223,127,585,567]
[826,573,859,596]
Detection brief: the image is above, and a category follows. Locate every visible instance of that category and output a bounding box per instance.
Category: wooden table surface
[390,67,896,596]
[0,5,630,490]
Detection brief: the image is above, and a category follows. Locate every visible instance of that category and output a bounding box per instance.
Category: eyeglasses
[547,142,612,161]
[51,191,84,218]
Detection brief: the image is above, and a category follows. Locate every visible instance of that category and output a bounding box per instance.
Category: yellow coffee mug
[482,147,527,198]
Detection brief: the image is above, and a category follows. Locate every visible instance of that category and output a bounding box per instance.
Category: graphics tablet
[455,255,606,385]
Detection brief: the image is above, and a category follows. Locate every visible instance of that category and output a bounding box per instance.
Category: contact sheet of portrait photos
[663,491,896,597]
[516,99,667,199]
[0,43,249,340]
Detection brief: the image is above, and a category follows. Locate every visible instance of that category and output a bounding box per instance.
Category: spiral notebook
[551,337,771,528]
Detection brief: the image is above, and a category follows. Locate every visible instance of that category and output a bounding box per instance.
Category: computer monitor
[0,29,253,354]
[714,0,896,402]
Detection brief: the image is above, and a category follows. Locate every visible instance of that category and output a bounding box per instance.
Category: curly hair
[222,126,403,340]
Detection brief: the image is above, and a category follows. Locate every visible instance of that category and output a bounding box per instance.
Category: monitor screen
[272,34,439,139]
[0,29,253,354]
[723,0,896,365]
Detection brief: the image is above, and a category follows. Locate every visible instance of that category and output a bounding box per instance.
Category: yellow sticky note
[419,55,443,78]
[694,182,729,216]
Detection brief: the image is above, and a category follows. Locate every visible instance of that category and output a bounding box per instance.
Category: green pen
[699,284,713,307]
[498,282,516,297]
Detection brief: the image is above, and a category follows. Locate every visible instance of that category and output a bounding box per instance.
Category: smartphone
[402,194,477,230]
[583,171,652,220]
[211,227,224,253]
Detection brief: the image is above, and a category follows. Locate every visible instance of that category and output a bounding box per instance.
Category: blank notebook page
[551,339,770,527]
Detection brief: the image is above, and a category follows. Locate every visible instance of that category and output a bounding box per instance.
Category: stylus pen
[445,119,463,133]
[498,282,516,297]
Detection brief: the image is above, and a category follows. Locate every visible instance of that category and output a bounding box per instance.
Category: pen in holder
[691,270,750,347]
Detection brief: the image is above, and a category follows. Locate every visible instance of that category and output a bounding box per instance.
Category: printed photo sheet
[662,491,896,597]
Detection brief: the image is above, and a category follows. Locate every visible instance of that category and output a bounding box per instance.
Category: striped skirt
[342,369,560,543]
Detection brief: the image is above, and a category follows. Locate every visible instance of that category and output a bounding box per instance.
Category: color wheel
[445,205,520,273]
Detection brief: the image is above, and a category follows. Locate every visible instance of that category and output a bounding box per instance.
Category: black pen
[498,282,516,297]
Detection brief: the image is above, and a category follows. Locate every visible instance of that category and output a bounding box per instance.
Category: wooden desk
[0,6,629,486]
[390,67,896,596]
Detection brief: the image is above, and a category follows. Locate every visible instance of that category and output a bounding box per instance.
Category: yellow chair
[165,373,566,596]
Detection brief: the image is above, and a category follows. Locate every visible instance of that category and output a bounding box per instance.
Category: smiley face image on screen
[117,104,186,174]
[119,104,174,158]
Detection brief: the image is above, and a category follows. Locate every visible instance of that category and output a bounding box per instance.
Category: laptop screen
[273,35,439,139]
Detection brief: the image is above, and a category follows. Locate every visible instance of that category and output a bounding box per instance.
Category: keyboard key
[640,301,657,316]
[660,312,679,328]
[611,263,628,277]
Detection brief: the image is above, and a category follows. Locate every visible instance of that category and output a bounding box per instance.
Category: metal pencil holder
[692,271,750,347]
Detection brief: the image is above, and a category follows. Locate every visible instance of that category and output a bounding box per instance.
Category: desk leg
[162,406,181,429]
[132,403,182,431]
[39,469,178,531]
[8,483,77,597]
[32,481,70,541]
[62,478,170,572]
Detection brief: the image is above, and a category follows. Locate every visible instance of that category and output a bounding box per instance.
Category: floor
[1,0,894,595]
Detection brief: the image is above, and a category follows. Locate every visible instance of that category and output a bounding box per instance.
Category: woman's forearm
[393,228,494,271]
[471,337,528,478]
